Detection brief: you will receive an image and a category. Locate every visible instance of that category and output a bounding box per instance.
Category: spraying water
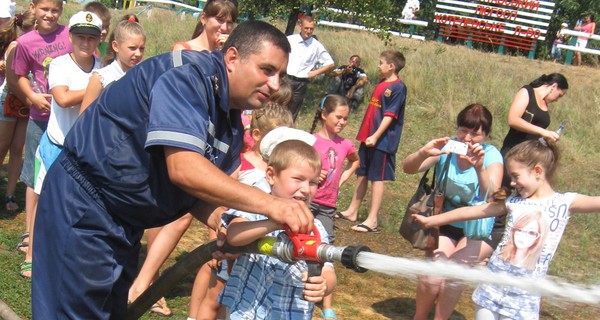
[356,251,600,305]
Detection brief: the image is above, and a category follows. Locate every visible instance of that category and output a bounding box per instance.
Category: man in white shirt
[286,15,334,121]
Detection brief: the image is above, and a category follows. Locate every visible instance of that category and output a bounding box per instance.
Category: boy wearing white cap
[33,11,102,196]
[552,22,569,63]
[0,0,16,28]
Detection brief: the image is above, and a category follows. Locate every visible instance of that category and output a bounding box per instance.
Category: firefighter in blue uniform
[31,21,315,319]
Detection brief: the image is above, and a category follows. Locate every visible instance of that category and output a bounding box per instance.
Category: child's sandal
[20,260,32,279]
[5,195,18,212]
[16,232,29,254]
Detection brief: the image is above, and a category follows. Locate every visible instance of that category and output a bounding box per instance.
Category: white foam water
[355,251,600,305]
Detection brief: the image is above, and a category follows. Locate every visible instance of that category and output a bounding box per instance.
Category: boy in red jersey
[338,50,407,233]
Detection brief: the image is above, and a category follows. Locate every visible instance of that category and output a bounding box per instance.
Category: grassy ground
[2,2,600,319]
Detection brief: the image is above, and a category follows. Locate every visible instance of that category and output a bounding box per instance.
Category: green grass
[2,2,600,319]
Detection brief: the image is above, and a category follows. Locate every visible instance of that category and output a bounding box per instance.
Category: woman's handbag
[3,92,29,118]
[462,180,495,240]
[399,155,452,250]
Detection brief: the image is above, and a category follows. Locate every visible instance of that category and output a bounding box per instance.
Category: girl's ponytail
[310,96,328,134]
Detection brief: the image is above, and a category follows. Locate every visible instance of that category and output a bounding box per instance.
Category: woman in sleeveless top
[500,73,568,188]
[172,0,238,52]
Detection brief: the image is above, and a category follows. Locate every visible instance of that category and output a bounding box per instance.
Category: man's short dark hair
[298,15,314,25]
[222,20,291,58]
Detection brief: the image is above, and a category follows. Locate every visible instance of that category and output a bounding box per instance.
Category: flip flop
[335,211,355,222]
[5,195,18,212]
[150,297,172,317]
[352,223,380,233]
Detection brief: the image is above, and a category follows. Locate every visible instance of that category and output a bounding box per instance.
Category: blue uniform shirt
[63,50,243,229]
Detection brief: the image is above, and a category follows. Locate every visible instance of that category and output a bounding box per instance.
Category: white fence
[556,29,600,55]
[314,7,428,41]
[131,0,204,12]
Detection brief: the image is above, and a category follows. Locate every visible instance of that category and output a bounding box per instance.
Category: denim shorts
[0,86,17,123]
[20,119,48,187]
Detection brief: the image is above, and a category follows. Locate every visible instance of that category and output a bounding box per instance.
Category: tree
[238,0,404,41]
[543,1,600,59]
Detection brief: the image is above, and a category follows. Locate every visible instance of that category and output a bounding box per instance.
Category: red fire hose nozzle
[256,226,371,273]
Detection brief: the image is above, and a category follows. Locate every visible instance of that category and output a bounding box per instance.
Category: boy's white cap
[0,1,16,19]
[69,11,102,37]
[260,127,317,160]
[561,22,568,27]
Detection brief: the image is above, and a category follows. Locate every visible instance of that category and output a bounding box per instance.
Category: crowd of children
[0,1,598,320]
[1,0,147,284]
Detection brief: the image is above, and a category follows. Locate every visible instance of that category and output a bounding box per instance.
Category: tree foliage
[237,0,600,58]
[238,0,403,41]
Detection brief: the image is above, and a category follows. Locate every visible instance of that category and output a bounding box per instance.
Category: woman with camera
[402,103,504,320]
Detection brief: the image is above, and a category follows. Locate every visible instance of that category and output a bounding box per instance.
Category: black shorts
[439,224,503,250]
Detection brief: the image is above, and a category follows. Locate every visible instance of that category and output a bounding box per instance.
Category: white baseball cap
[0,1,16,19]
[561,22,568,28]
[260,127,317,160]
[69,11,102,37]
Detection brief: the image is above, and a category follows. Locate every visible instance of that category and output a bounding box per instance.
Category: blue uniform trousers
[32,152,142,319]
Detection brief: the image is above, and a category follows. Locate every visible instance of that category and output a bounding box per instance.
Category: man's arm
[328,66,345,77]
[354,74,368,88]
[307,63,334,79]
[346,74,368,99]
[165,147,314,234]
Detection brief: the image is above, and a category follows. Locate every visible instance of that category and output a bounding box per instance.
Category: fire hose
[126,227,371,320]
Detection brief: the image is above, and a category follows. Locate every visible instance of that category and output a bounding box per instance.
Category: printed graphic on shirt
[498,210,547,270]
[43,57,53,79]
[495,193,574,277]
[33,41,69,63]
[321,147,338,188]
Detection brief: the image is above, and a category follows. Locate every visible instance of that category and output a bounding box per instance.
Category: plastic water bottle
[29,72,44,94]
[539,125,564,146]
[555,125,565,135]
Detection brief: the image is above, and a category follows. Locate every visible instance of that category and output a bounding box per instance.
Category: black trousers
[288,77,309,121]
